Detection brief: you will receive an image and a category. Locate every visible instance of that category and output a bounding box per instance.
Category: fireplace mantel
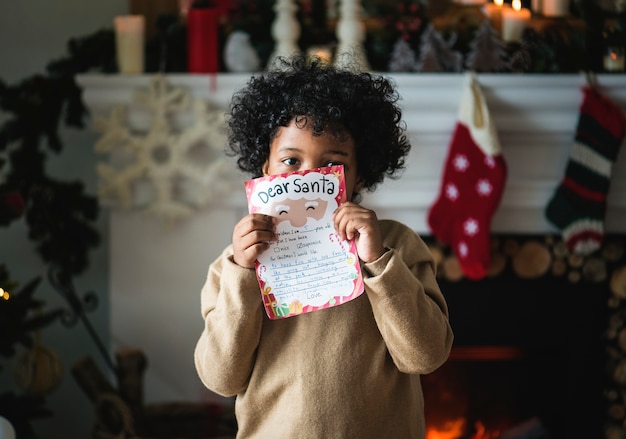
[76,73,626,406]
[78,73,626,233]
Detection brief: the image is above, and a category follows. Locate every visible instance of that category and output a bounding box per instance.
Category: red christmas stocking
[427,73,507,280]
[545,86,626,255]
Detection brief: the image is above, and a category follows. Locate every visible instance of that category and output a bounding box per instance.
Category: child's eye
[282,158,299,166]
[325,161,342,167]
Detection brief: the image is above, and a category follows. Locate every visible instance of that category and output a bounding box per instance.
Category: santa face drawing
[266,197,329,228]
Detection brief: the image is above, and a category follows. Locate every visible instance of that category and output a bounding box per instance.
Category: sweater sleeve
[362,220,454,375]
[194,245,265,396]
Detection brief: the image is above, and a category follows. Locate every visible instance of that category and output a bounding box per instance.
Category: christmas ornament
[93,76,235,222]
[13,335,63,396]
[224,31,260,72]
[427,73,507,280]
[545,86,626,255]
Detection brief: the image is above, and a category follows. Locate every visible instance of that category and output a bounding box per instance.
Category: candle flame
[494,0,503,6]
[512,0,521,10]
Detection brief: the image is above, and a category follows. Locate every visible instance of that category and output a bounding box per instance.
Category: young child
[194,56,453,439]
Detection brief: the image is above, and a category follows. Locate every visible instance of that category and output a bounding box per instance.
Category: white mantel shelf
[78,73,626,234]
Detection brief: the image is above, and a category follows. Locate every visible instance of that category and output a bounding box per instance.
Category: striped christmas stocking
[545,86,626,255]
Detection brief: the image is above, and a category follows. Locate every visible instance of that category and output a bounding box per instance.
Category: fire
[426,418,466,439]
[426,419,501,439]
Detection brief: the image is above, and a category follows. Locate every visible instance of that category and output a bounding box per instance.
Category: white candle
[542,0,570,16]
[604,47,625,72]
[502,0,530,43]
[114,15,145,75]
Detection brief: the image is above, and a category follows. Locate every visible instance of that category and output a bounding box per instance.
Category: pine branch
[0,276,63,358]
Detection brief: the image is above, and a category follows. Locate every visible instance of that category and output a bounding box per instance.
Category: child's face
[263,119,364,201]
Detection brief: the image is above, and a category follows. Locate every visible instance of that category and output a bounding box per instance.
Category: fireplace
[420,234,626,439]
[76,74,626,437]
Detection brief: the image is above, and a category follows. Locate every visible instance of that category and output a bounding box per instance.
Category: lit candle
[542,0,570,17]
[604,47,625,72]
[502,0,531,43]
[482,0,507,35]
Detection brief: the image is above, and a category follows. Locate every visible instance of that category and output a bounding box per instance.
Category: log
[71,356,116,403]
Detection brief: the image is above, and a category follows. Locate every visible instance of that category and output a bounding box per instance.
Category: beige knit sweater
[194,219,454,439]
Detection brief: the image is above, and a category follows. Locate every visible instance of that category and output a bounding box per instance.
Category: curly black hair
[226,55,411,194]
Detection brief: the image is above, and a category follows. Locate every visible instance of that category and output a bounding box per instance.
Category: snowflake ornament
[93,76,237,222]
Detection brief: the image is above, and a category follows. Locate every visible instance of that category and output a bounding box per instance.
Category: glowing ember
[426,418,503,439]
[426,418,466,439]
[471,421,501,439]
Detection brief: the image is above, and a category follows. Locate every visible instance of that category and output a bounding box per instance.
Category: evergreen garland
[0,30,118,279]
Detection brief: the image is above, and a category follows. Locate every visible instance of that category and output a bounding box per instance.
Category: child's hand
[232,214,277,268]
[332,202,385,263]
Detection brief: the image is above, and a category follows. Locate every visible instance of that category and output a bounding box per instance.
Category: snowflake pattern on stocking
[445,183,459,201]
[92,75,237,222]
[476,179,493,196]
[452,154,469,171]
[463,218,479,236]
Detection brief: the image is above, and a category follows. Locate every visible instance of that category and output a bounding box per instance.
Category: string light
[1,287,10,300]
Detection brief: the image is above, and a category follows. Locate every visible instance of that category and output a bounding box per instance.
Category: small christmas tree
[388,38,418,72]
[415,24,463,72]
[465,20,507,72]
